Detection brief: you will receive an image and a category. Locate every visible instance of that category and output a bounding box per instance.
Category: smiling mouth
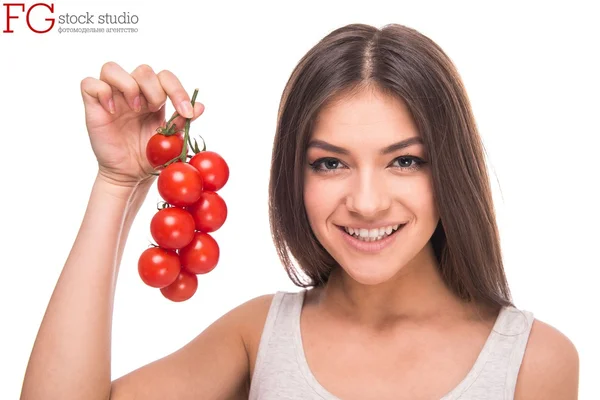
[336,224,406,242]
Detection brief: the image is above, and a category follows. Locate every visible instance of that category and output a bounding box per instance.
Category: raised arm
[21,62,258,400]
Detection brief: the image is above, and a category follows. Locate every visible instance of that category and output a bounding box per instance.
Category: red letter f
[3,3,25,33]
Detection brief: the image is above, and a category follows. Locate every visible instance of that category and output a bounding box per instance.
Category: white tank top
[249,289,534,399]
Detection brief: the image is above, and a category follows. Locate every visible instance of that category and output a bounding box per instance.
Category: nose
[345,170,391,218]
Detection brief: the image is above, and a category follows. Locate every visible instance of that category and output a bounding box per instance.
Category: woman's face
[303,87,440,285]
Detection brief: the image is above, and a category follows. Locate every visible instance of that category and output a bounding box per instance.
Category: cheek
[303,177,316,212]
[397,177,438,220]
[416,180,438,221]
[303,180,324,242]
[303,176,338,225]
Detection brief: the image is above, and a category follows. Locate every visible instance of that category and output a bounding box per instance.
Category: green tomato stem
[166,112,179,126]
[155,88,202,170]
[187,133,194,153]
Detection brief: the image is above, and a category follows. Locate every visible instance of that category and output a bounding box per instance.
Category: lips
[337,223,403,253]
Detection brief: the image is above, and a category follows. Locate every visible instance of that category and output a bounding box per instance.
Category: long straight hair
[268,23,514,310]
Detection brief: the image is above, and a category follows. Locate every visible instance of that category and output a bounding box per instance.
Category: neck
[316,243,476,330]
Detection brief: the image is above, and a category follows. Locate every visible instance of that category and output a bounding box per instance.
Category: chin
[335,257,404,286]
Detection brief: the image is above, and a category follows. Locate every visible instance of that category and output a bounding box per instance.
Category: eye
[391,156,426,171]
[308,157,344,173]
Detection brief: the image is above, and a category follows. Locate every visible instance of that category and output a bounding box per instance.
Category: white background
[1,0,598,398]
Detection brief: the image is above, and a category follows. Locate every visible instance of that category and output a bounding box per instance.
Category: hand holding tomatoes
[80,62,205,187]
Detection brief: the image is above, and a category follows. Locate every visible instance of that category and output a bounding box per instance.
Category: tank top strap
[495,306,535,398]
[249,290,302,400]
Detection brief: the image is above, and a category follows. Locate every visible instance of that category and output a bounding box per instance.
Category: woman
[21,23,579,399]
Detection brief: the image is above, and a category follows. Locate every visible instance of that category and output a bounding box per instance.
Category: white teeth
[343,224,404,241]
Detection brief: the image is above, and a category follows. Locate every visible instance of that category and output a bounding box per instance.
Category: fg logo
[2,3,55,33]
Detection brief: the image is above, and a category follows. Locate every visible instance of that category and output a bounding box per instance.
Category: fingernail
[133,96,141,112]
[108,98,115,114]
[180,100,193,118]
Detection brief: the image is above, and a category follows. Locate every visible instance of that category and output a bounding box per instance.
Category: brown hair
[268,23,514,310]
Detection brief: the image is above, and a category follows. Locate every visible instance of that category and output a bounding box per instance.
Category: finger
[99,61,141,113]
[131,64,166,113]
[80,77,115,115]
[157,69,194,118]
[167,102,205,132]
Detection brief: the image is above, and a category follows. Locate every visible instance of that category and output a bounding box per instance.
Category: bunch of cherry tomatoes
[137,89,229,302]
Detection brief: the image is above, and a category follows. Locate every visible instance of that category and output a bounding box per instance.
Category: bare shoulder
[235,292,276,325]
[514,317,580,399]
[235,292,276,345]
[237,293,276,379]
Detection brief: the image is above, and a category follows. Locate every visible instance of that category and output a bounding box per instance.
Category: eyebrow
[307,136,423,155]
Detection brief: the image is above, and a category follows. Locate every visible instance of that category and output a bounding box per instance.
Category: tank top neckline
[290,288,509,400]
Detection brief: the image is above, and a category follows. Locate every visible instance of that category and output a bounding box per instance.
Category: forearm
[115,176,156,273]
[21,173,154,400]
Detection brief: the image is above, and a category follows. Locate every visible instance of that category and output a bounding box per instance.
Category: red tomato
[138,247,181,288]
[179,232,220,274]
[157,162,203,207]
[150,207,196,249]
[146,132,184,169]
[160,269,198,302]
[188,151,230,191]
[186,191,227,232]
